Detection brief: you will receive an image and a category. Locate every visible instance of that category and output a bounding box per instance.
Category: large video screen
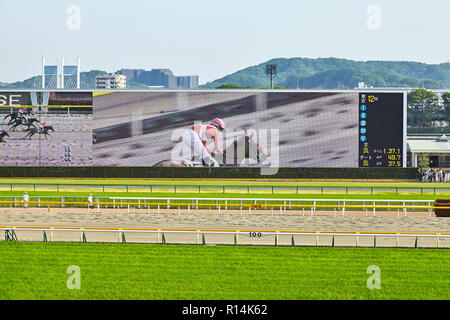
[0,91,92,166]
[0,90,405,168]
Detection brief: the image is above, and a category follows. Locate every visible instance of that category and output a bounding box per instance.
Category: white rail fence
[0,196,439,216]
[1,226,449,248]
[108,197,435,216]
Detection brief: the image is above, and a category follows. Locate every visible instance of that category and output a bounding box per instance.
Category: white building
[408,134,450,167]
[95,73,127,89]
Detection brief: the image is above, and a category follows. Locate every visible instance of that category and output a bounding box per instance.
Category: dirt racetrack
[1,207,449,248]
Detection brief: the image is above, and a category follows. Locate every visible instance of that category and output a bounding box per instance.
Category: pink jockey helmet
[209,118,225,131]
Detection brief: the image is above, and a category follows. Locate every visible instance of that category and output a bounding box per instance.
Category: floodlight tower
[41,57,45,89]
[77,56,81,89]
[60,57,65,89]
[265,63,277,89]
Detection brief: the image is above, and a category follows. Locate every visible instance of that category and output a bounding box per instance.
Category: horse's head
[1,131,8,137]
[221,132,268,166]
[244,134,267,163]
[47,126,55,132]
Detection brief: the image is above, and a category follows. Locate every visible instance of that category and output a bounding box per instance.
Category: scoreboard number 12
[368,95,378,103]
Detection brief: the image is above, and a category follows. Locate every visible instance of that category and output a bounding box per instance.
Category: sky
[0,0,448,84]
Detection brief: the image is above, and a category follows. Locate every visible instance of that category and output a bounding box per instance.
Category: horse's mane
[153,160,184,167]
[152,160,168,167]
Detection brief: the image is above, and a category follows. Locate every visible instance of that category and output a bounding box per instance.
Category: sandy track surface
[1,208,449,248]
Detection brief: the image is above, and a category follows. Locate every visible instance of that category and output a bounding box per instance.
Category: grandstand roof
[408,140,450,153]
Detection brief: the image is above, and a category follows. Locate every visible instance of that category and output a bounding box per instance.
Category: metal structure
[37,56,81,89]
[265,63,277,89]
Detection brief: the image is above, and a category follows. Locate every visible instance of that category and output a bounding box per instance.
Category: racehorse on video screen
[0,131,9,145]
[152,132,266,167]
[8,117,39,132]
[24,126,55,140]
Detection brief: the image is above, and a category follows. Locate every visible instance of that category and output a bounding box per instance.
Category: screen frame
[0,88,408,168]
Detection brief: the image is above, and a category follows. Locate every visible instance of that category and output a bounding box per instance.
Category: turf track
[0,242,448,300]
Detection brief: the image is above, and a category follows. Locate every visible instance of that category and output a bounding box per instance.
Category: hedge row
[0,166,418,180]
[434,199,450,217]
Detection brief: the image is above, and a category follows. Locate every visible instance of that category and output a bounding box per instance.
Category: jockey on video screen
[37,121,46,133]
[182,118,225,167]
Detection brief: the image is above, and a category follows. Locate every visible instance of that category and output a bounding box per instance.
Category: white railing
[0,195,435,211]
[1,226,449,248]
[109,197,435,216]
[0,196,439,216]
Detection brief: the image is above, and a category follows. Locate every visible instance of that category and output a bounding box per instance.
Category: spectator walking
[417,168,424,182]
[424,167,430,182]
[22,192,29,208]
[443,170,447,182]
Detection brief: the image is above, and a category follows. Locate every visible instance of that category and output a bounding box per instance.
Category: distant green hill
[0,70,106,89]
[0,70,150,90]
[201,57,450,89]
[2,58,448,90]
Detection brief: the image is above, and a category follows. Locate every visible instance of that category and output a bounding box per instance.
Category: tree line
[408,89,450,128]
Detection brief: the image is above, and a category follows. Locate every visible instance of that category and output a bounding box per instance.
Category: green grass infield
[0,242,448,300]
[0,190,445,201]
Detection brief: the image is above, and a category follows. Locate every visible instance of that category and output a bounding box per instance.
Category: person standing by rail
[87,193,94,209]
[22,192,29,208]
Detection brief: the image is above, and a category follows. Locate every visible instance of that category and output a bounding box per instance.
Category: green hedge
[408,127,450,134]
[434,199,450,217]
[0,166,418,179]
